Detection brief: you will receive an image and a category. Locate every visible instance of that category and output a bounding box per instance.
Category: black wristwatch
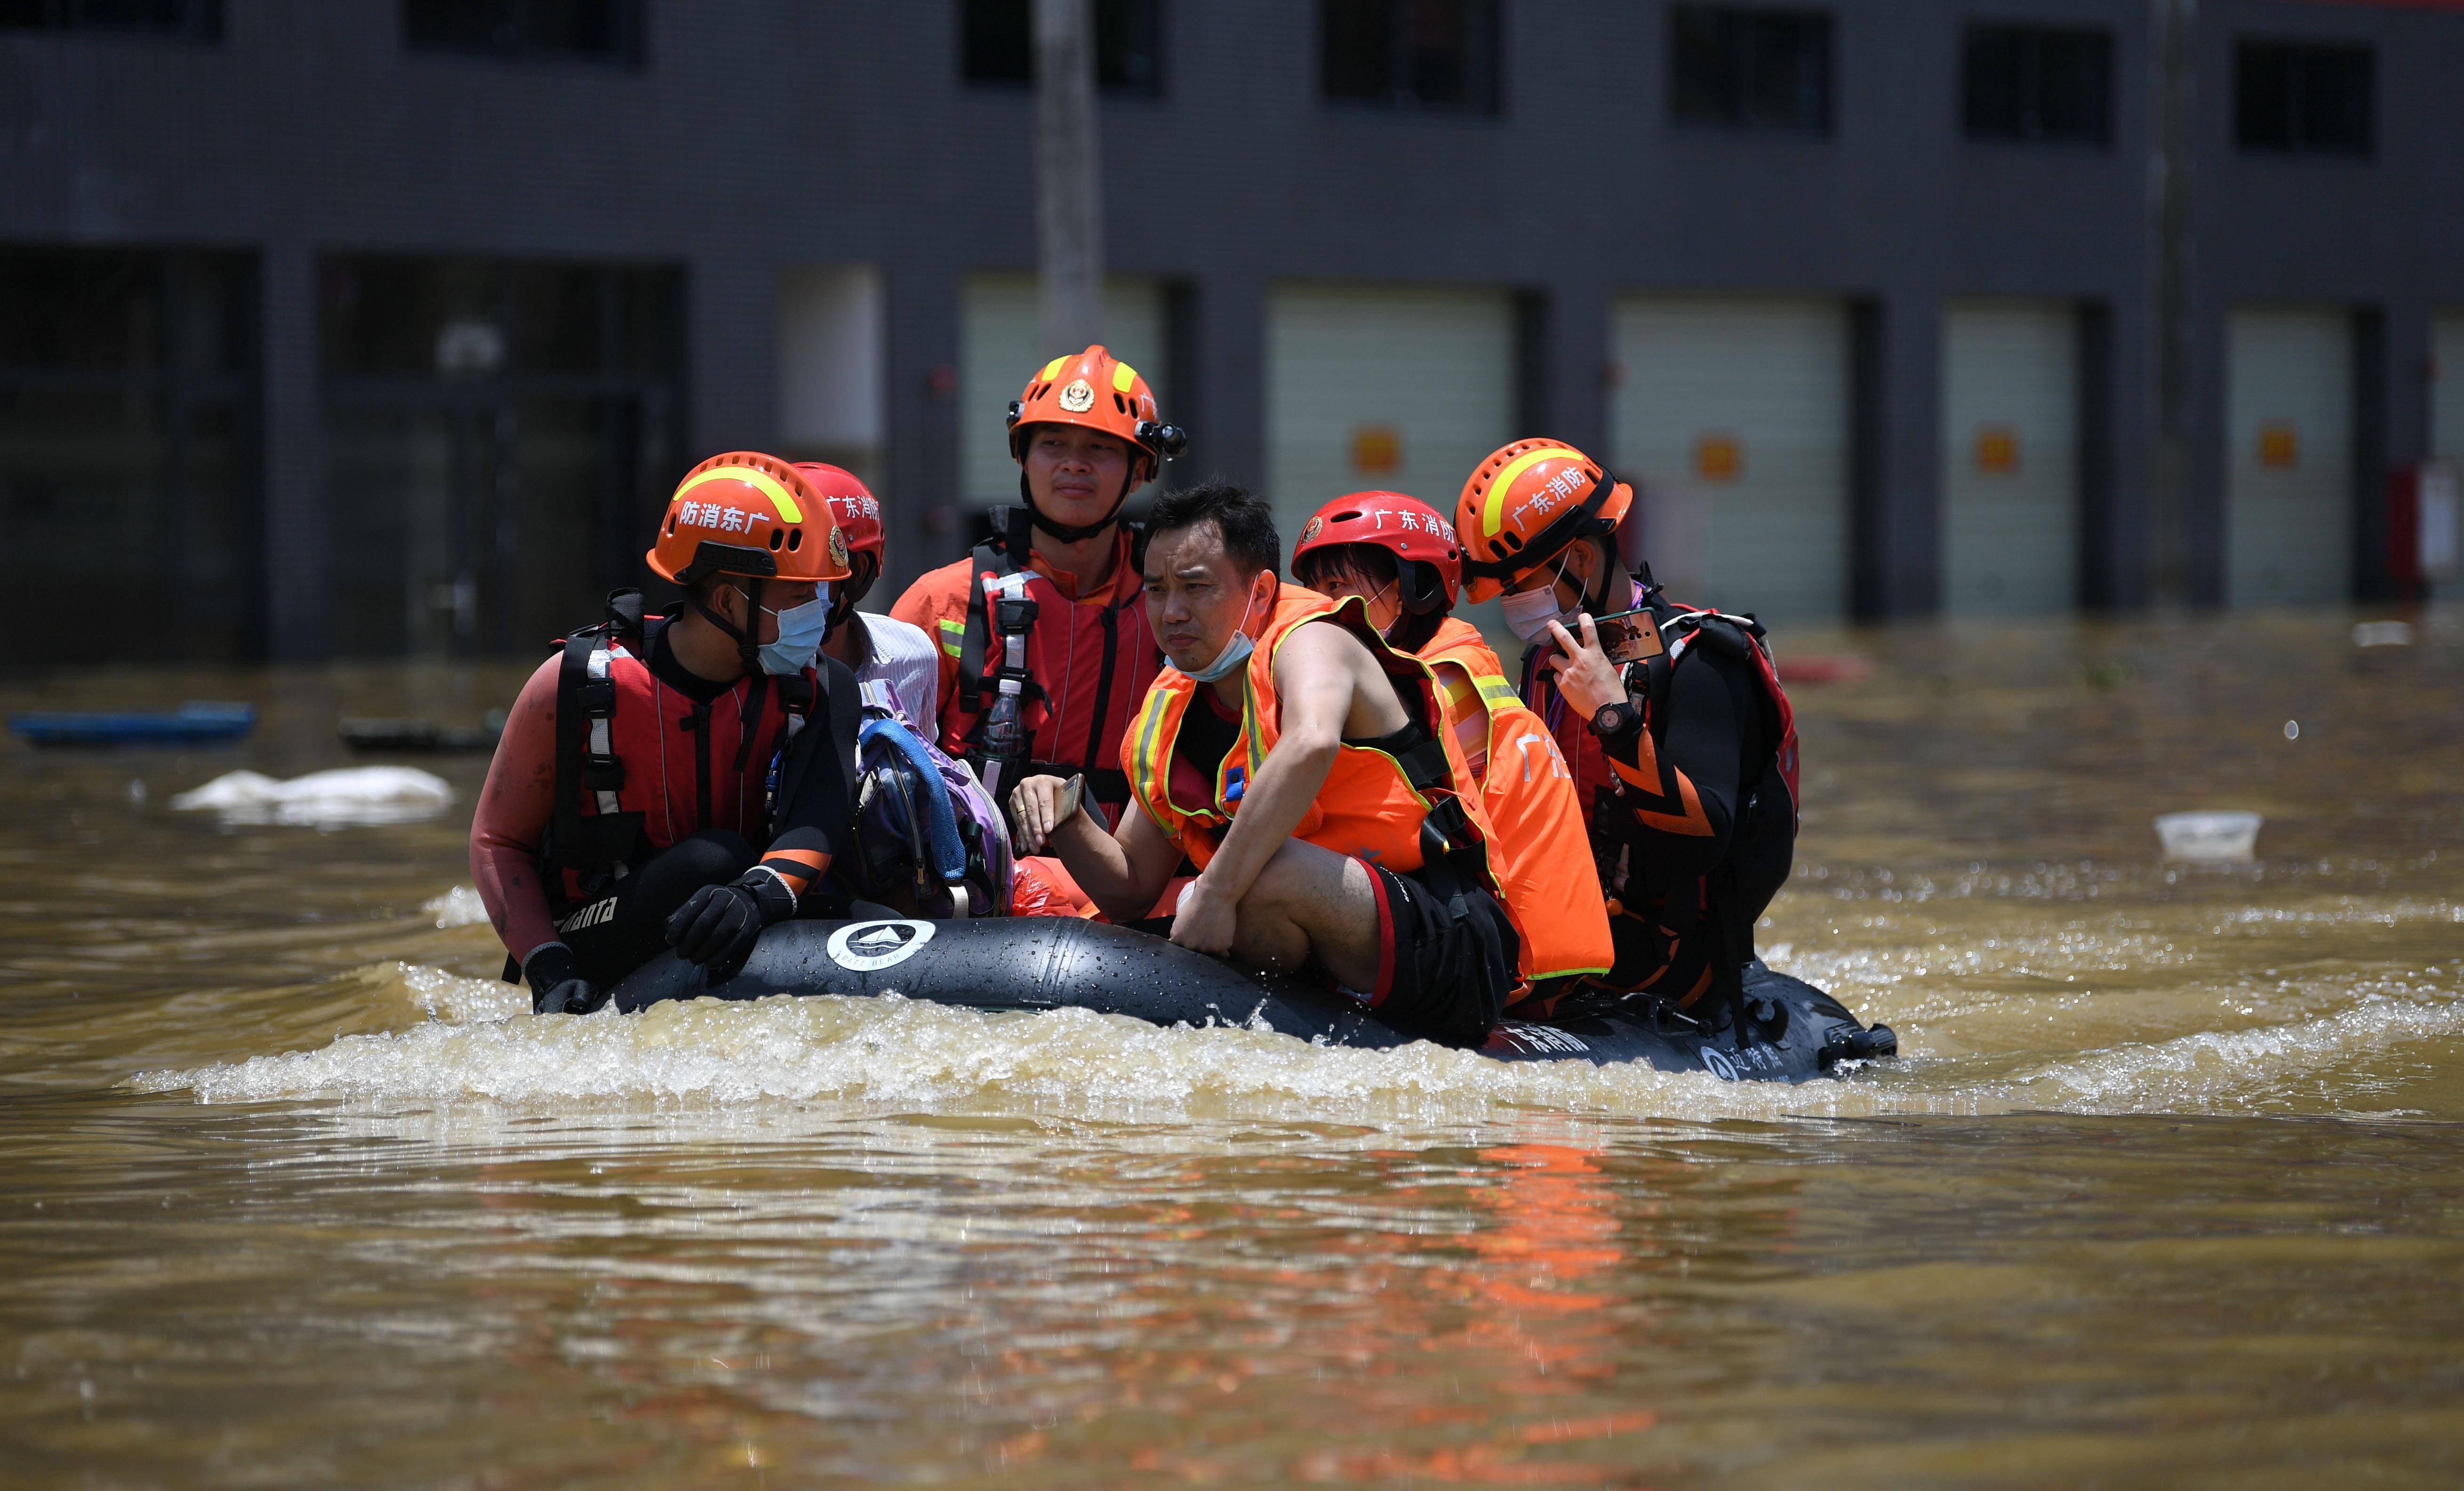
[1590,699,1640,739]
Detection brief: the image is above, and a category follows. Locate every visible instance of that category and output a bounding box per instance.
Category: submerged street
[2,608,2460,1486]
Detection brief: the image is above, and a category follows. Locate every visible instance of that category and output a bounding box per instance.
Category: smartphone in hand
[1592,606,1666,665]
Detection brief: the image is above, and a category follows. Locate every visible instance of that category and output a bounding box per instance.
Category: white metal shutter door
[1265,285,1514,549]
[1940,301,2078,614]
[960,274,1166,505]
[2226,307,2352,607]
[1609,297,1849,620]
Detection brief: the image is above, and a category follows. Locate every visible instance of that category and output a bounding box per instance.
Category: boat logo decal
[825,919,936,971]
[1499,1023,1590,1057]
[1699,1047,1742,1082]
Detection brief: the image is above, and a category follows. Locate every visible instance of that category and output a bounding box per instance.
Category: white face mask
[1499,553,1580,643]
[1181,582,1264,683]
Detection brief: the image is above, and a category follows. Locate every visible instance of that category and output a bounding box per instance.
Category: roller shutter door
[2226,307,2351,607]
[1940,301,2078,614]
[1265,285,1514,549]
[1609,297,1849,620]
[2432,312,2464,601]
[960,274,1165,504]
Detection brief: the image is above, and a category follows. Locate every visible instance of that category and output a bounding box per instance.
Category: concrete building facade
[3,0,2459,662]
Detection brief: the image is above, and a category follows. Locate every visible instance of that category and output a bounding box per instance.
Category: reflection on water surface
[1,611,2460,1486]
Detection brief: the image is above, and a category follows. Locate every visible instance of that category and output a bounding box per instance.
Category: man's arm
[1012,773,1181,923]
[469,656,564,964]
[1167,624,1360,953]
[1541,615,1744,880]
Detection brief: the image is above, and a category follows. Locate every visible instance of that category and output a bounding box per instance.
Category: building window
[1962,23,2110,145]
[403,0,645,67]
[320,256,686,657]
[1320,0,1500,113]
[0,0,221,38]
[2235,39,2372,157]
[961,0,1164,96]
[0,247,260,663]
[1669,5,1832,134]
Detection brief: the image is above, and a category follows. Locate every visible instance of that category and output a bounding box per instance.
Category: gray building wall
[1,0,2455,658]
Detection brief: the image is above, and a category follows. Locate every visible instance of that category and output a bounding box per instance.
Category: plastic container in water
[2155,810,2263,862]
[8,701,255,747]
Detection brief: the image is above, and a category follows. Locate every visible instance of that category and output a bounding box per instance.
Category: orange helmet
[1005,343,1188,482]
[1453,440,1634,603]
[648,451,851,588]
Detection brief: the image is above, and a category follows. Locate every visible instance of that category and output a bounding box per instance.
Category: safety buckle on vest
[577,677,617,715]
[582,752,625,790]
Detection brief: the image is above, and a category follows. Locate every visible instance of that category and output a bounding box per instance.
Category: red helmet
[792,462,881,561]
[1291,490,1462,618]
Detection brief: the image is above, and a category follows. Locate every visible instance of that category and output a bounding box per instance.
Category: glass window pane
[1323,0,1394,102]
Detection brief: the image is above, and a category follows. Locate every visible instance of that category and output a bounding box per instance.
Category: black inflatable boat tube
[607,918,1896,1083]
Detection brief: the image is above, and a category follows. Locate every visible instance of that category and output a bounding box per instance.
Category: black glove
[665,870,796,983]
[523,943,605,1016]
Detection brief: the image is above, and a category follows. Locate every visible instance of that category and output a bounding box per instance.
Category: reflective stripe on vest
[586,643,621,818]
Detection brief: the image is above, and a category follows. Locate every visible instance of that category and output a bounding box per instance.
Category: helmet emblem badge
[1058,378,1096,413]
[1302,516,1323,541]
[828,527,849,569]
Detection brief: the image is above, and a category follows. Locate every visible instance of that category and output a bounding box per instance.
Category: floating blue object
[8,701,257,747]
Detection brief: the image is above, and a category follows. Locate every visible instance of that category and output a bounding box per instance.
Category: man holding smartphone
[1451,440,1802,1034]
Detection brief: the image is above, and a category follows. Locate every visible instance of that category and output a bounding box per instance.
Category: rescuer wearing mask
[1291,489,1613,1013]
[1451,441,1800,1034]
[799,461,940,726]
[470,453,863,1016]
[890,345,1186,826]
[1007,482,1522,1043]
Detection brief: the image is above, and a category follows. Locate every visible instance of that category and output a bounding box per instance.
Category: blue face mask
[1181,585,1262,684]
[758,588,831,675]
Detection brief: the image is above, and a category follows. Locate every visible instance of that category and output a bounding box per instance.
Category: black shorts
[1360,858,1521,1045]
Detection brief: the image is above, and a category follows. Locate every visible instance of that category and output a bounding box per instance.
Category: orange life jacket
[1122,586,1497,882]
[1419,617,1615,985]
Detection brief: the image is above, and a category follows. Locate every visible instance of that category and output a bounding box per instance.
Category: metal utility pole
[1035,0,1105,355]
[2150,0,2196,605]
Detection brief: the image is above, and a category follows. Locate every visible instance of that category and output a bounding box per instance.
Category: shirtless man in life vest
[1290,491,1614,1017]
[1006,482,1523,1043]
[469,453,862,1016]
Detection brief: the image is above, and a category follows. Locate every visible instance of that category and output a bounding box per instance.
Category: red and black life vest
[947,507,1160,818]
[538,591,836,912]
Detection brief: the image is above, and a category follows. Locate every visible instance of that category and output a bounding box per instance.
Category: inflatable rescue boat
[609,917,1896,1083]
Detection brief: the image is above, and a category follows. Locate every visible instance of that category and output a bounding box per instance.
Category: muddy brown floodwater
[1,609,2461,1488]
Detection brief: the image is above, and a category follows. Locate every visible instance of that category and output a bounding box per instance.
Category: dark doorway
[319,256,685,657]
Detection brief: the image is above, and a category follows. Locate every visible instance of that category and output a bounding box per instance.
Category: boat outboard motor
[847,708,1012,917]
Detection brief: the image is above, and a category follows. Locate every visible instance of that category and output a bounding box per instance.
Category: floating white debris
[2154,810,2263,863]
[171,766,454,828]
[2353,620,2414,648]
[423,885,491,929]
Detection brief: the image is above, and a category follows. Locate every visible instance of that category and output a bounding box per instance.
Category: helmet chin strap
[1019,460,1141,544]
[687,577,774,770]
[825,557,877,638]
